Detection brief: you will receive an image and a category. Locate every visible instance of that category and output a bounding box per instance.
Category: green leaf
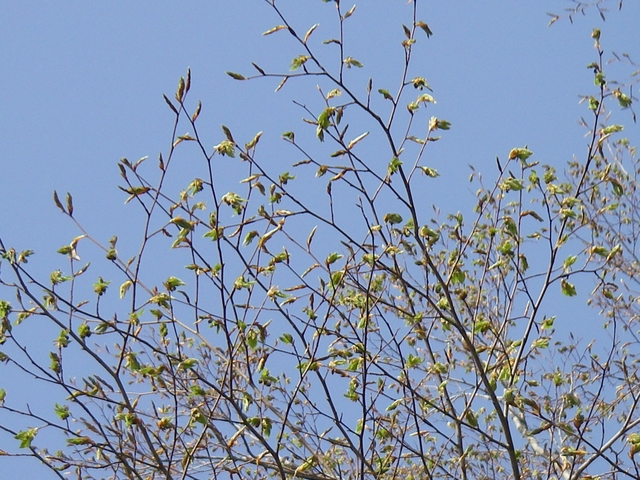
[608,177,624,196]
[450,269,465,285]
[497,240,514,256]
[330,271,344,288]
[541,316,555,330]
[290,55,310,71]
[15,428,37,449]
[234,276,255,290]
[77,322,91,340]
[383,213,403,225]
[17,249,34,264]
[415,93,436,105]
[521,210,543,222]
[386,398,402,411]
[178,358,198,370]
[54,329,70,348]
[317,107,334,130]
[411,77,430,90]
[214,140,236,157]
[378,89,393,100]
[428,116,450,131]
[281,131,295,142]
[243,231,259,246]
[613,89,632,108]
[387,157,402,174]
[415,21,433,37]
[419,226,440,242]
[601,124,624,135]
[343,56,363,68]
[508,148,533,161]
[563,255,577,271]
[246,329,258,349]
[119,280,133,299]
[169,217,194,231]
[590,246,609,257]
[93,277,110,296]
[531,338,549,349]
[502,216,518,237]
[325,252,343,266]
[419,166,439,177]
[279,171,295,184]
[560,278,577,297]
[54,403,70,420]
[500,178,524,192]
[406,353,422,368]
[226,71,246,80]
[57,245,73,256]
[261,417,272,437]
[163,276,185,291]
[50,269,71,286]
[465,410,478,428]
[204,227,223,241]
[119,185,151,203]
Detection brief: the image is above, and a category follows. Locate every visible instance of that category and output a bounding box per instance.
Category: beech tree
[1,1,639,479]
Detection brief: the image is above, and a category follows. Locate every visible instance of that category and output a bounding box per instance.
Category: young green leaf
[415,21,433,37]
[343,57,363,68]
[119,280,133,299]
[613,89,632,108]
[508,148,533,161]
[383,213,403,225]
[325,252,343,266]
[163,276,185,291]
[290,55,310,71]
[416,93,436,105]
[378,89,393,100]
[601,124,624,135]
[226,71,246,81]
[15,428,37,449]
[54,403,70,420]
[560,278,577,297]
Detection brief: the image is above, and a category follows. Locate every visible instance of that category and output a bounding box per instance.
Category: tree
[1,1,639,479]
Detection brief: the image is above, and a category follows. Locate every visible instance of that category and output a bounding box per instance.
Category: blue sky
[1,1,639,477]
[2,1,638,258]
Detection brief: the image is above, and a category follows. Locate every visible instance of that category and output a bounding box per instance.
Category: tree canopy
[1,1,639,479]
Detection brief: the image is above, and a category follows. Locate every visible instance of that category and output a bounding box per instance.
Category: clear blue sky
[2,1,638,256]
[1,1,638,477]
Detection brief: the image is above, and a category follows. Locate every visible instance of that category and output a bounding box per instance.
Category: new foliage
[1,1,639,479]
